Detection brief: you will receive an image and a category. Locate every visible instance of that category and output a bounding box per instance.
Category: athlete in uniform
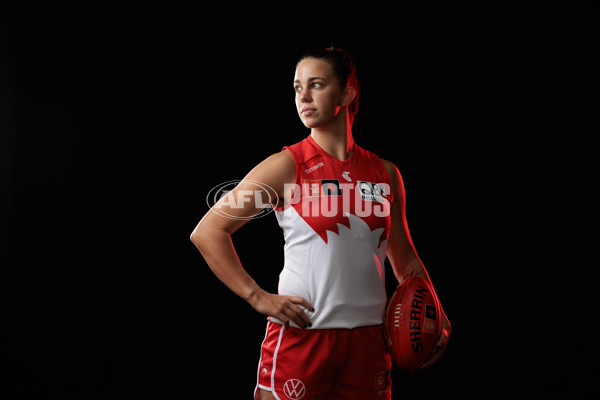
[190,48,451,400]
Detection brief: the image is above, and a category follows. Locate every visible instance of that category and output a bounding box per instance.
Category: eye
[311,82,323,89]
[294,85,302,93]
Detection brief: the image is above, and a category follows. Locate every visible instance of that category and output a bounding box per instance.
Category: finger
[287,297,314,329]
[430,335,446,356]
[286,304,312,329]
[289,296,315,313]
[417,345,443,370]
[418,335,448,370]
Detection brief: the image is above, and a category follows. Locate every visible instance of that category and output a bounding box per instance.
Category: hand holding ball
[384,276,442,372]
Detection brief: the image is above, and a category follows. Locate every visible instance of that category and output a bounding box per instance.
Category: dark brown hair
[298,47,360,122]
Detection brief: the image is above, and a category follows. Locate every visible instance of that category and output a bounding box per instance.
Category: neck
[310,111,355,161]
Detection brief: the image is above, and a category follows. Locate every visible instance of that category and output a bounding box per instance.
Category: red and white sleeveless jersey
[272,135,393,329]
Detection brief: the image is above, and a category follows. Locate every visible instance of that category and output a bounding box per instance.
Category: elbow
[190,223,209,251]
[190,220,224,253]
[189,230,198,247]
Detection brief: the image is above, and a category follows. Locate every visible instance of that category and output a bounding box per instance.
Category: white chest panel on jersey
[270,136,393,329]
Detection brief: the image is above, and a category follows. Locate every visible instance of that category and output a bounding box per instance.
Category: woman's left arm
[382,159,451,370]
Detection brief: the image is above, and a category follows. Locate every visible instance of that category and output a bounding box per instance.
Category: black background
[1,3,598,399]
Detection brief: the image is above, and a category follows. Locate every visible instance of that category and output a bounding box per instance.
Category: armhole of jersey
[372,153,395,206]
[272,147,300,212]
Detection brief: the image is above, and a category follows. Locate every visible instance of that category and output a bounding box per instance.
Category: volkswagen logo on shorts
[206,180,278,220]
[283,379,306,399]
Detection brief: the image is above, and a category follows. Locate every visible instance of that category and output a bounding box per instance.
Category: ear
[341,86,357,107]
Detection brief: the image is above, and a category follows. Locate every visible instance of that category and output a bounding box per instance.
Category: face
[293,57,349,129]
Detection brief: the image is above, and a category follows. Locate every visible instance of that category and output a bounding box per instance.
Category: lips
[301,107,316,116]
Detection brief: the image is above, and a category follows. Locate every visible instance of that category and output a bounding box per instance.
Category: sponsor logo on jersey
[305,162,324,174]
[304,179,323,197]
[357,181,388,202]
[342,171,352,181]
[321,179,342,196]
[374,371,391,389]
[283,378,306,399]
[304,179,341,197]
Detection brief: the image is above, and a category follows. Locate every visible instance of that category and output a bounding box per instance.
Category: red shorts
[254,321,392,400]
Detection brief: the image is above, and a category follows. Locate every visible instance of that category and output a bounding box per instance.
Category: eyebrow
[293,77,327,84]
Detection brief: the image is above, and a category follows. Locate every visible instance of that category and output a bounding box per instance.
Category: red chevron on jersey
[282,135,392,245]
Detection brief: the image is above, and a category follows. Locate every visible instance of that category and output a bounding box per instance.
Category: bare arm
[190,150,313,329]
[382,159,451,370]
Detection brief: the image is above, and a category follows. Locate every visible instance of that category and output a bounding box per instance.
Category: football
[384,276,441,372]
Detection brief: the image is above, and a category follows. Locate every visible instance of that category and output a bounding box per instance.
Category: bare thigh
[260,389,276,400]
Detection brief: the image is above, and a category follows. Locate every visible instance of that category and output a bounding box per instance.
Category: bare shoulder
[260,149,295,170]
[380,158,401,183]
[248,149,295,178]
[380,158,407,200]
[244,149,296,195]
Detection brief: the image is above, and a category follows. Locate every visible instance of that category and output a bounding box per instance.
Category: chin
[300,116,326,129]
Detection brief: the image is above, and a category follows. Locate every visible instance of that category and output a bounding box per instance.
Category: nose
[298,88,312,104]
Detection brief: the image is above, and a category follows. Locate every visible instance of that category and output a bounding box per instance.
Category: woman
[190,47,451,400]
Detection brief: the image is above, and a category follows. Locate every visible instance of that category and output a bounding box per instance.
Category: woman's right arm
[190,150,313,329]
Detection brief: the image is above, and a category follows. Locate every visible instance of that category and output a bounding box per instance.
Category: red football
[384,276,441,372]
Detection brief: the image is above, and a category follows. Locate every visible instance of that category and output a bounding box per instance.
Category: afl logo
[205,179,279,220]
[283,378,306,399]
